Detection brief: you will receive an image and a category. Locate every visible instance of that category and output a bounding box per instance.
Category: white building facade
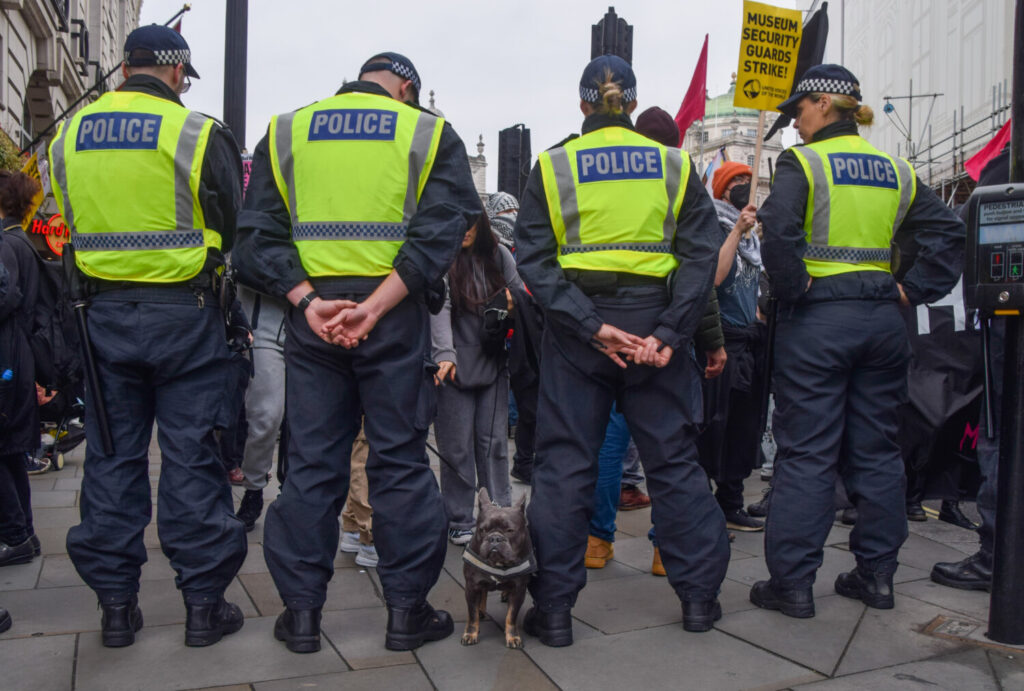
[1,0,141,159]
[824,0,1014,197]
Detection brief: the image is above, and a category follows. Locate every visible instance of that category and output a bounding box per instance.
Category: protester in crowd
[701,161,767,533]
[431,212,522,544]
[51,25,247,648]
[931,142,1010,592]
[516,56,729,646]
[753,64,965,618]
[339,422,377,567]
[0,171,42,568]
[234,51,480,653]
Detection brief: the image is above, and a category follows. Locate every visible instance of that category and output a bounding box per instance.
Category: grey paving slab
[28,476,57,492]
[74,616,347,691]
[253,665,431,691]
[988,650,1024,689]
[425,569,471,623]
[897,533,977,573]
[30,524,71,555]
[719,577,761,616]
[53,476,83,491]
[0,556,41,591]
[320,606,416,670]
[834,590,969,676]
[796,648,998,690]
[526,623,822,690]
[825,523,852,546]
[605,534,658,574]
[238,544,270,575]
[571,573,685,634]
[716,594,865,675]
[415,621,558,691]
[584,556,645,583]
[30,507,81,529]
[0,586,99,636]
[442,543,468,586]
[0,632,76,691]
[29,490,78,508]
[729,529,766,556]
[614,505,653,538]
[896,579,992,621]
[239,567,380,618]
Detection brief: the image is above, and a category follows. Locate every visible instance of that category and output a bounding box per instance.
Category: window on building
[747,154,755,168]
[722,129,733,137]
[701,131,709,143]
[747,129,757,137]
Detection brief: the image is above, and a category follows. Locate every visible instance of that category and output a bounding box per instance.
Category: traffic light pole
[223,0,248,149]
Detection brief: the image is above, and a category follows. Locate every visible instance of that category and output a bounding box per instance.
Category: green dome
[705,82,760,119]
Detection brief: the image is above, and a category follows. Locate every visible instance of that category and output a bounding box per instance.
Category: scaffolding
[901,80,1011,205]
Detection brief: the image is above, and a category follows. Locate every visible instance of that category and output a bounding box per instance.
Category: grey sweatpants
[435,375,511,529]
[238,286,287,491]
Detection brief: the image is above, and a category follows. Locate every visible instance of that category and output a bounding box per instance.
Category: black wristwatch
[297,290,318,312]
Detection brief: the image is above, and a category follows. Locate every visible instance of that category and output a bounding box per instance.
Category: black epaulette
[547,133,579,151]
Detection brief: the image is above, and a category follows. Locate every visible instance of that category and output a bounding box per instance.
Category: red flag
[172,19,182,33]
[966,120,1011,181]
[674,34,708,146]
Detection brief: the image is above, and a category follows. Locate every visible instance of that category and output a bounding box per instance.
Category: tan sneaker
[584,535,614,569]
[651,547,666,577]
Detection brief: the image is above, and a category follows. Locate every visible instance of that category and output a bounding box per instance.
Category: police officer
[515,55,730,646]
[49,25,247,647]
[751,65,964,617]
[232,52,480,654]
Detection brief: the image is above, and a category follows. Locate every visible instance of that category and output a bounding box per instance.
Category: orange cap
[712,161,753,200]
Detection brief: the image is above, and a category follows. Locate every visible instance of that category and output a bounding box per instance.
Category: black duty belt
[565,269,667,296]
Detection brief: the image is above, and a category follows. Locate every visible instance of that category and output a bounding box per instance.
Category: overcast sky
[139,0,801,189]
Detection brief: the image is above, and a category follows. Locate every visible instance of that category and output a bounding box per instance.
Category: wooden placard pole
[751,110,768,206]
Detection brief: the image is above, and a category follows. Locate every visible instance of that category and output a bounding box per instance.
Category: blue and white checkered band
[125,48,191,67]
[579,86,637,104]
[389,61,421,92]
[795,77,861,100]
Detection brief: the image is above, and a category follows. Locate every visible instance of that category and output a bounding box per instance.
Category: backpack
[7,232,82,393]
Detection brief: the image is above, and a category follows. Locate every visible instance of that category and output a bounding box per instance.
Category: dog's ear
[477,487,492,512]
[514,493,527,513]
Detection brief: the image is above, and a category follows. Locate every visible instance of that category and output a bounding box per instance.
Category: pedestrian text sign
[734,0,803,111]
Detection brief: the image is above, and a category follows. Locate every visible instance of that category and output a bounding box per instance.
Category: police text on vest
[828,153,898,190]
[76,113,162,151]
[576,146,663,183]
[308,109,397,141]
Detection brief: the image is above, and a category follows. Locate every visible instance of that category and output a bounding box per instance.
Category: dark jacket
[115,75,243,263]
[232,81,482,298]
[758,120,964,305]
[514,112,720,351]
[0,223,39,454]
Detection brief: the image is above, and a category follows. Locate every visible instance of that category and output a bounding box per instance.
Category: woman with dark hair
[0,170,43,567]
[431,212,522,544]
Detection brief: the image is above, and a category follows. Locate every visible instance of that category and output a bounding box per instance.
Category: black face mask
[728,183,750,210]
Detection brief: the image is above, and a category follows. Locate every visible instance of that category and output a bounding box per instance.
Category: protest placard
[734,0,803,111]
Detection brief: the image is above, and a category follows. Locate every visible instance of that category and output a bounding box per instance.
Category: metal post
[223,0,248,148]
[987,0,1024,646]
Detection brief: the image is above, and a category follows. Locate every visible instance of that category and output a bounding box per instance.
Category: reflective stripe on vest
[271,93,443,277]
[539,127,687,277]
[791,135,916,277]
[48,92,216,282]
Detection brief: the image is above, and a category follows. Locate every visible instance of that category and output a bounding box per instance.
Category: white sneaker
[339,531,361,553]
[448,528,473,545]
[355,544,379,568]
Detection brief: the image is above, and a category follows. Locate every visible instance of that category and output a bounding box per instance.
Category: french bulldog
[461,488,536,648]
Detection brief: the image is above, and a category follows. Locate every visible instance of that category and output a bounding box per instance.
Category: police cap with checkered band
[124,24,200,79]
[359,52,422,104]
[776,64,863,118]
[579,54,637,105]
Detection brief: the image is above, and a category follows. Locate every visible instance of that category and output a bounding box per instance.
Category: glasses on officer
[179,74,192,95]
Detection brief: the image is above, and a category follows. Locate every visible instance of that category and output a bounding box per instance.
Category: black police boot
[747,487,771,518]
[938,501,978,530]
[682,599,722,633]
[0,537,34,567]
[930,551,992,592]
[236,489,264,532]
[101,596,144,648]
[523,606,573,647]
[274,607,322,653]
[184,599,244,647]
[29,533,41,557]
[749,580,815,618]
[839,507,858,526]
[906,501,927,522]
[385,601,454,651]
[0,607,11,634]
[834,568,895,609]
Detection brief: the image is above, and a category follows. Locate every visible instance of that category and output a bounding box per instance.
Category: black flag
[764,2,830,141]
